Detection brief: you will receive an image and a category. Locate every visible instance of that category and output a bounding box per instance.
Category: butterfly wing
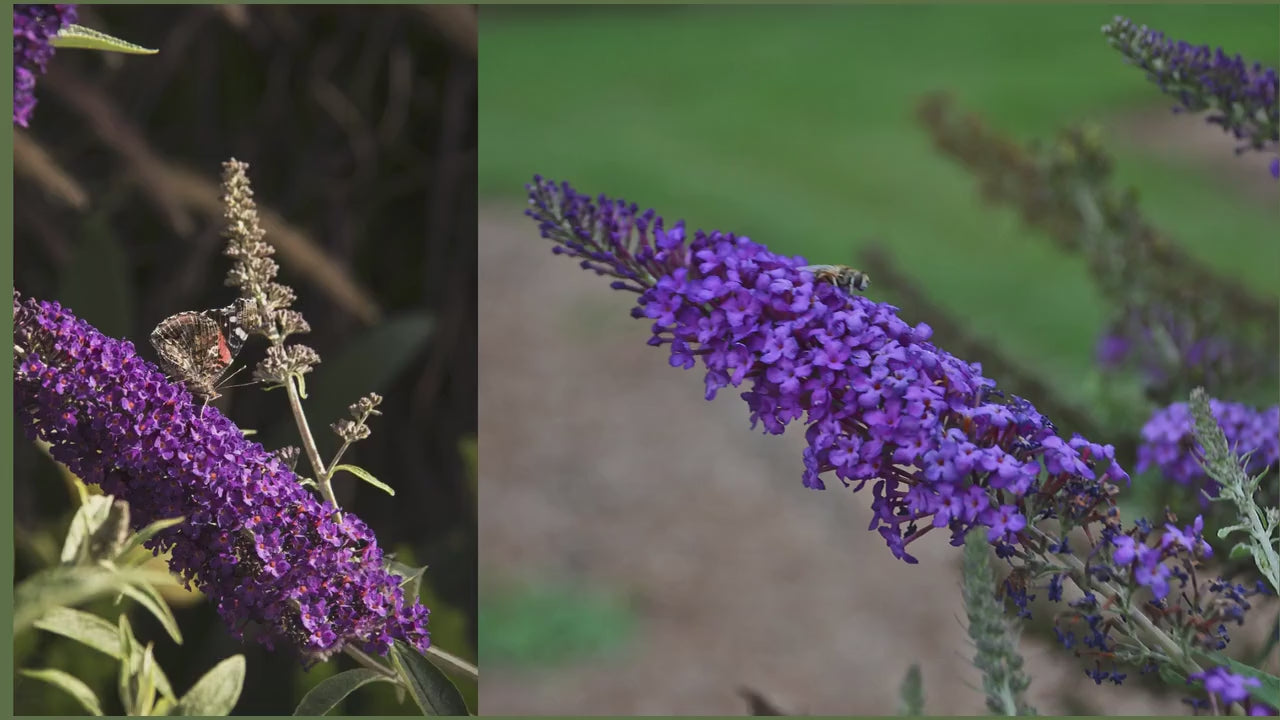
[150,312,225,383]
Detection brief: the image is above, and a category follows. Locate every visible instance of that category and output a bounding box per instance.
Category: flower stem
[286,376,334,506]
[1051,546,1200,674]
[426,645,479,681]
[343,647,399,680]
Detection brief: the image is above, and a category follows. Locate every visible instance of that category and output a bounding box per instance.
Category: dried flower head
[13,292,429,660]
[254,344,321,387]
[220,159,316,384]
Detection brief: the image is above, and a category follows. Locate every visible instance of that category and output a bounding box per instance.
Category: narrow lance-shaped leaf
[52,24,157,54]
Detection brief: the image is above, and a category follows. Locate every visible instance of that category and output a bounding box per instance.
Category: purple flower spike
[13,292,429,661]
[13,4,77,127]
[526,177,1130,562]
[1136,398,1279,499]
[1103,16,1279,175]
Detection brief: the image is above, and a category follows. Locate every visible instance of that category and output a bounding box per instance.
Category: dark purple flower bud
[12,4,77,127]
[526,177,1130,562]
[12,293,429,661]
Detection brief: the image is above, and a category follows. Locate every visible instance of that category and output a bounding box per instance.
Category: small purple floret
[13,4,77,127]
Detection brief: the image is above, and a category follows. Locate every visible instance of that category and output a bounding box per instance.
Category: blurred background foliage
[13,5,476,715]
[476,4,1277,714]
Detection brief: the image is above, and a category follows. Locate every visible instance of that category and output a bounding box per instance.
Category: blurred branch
[43,66,384,325]
[916,92,1278,326]
[859,243,1110,449]
[415,5,477,59]
[916,92,1279,398]
[14,131,89,211]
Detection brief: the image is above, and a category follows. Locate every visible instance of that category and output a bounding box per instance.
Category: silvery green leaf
[117,579,183,645]
[332,464,395,496]
[389,640,470,715]
[292,668,393,716]
[115,515,186,566]
[19,668,105,715]
[60,494,114,564]
[172,655,246,716]
[13,565,176,633]
[52,24,157,54]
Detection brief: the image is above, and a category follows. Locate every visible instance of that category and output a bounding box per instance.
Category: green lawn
[479,4,1278,389]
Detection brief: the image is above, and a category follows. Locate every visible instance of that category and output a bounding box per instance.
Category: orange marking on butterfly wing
[216,332,232,365]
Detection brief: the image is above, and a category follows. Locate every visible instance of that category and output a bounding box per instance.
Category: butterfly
[150,298,250,405]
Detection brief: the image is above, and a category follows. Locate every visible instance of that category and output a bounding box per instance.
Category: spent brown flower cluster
[219,159,315,386]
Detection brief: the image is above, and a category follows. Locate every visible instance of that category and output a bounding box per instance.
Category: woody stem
[285,375,334,506]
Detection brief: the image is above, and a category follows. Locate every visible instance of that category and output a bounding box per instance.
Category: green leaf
[52,24,158,54]
[173,655,246,716]
[60,494,114,564]
[19,668,105,715]
[332,464,395,496]
[134,643,159,716]
[1229,542,1254,560]
[389,640,470,716]
[117,617,139,715]
[387,560,428,598]
[13,565,177,633]
[32,608,179,704]
[117,579,183,645]
[292,668,394,716]
[33,607,123,658]
[116,515,185,565]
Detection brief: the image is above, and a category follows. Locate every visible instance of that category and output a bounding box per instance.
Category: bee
[800,264,871,295]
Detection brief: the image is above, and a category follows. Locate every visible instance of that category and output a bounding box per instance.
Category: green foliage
[389,641,471,716]
[332,463,396,496]
[171,655,247,716]
[294,669,396,716]
[1188,387,1280,594]
[19,668,106,716]
[896,664,925,716]
[52,24,157,54]
[15,496,248,715]
[961,530,1036,716]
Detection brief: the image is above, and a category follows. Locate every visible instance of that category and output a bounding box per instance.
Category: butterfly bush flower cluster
[13,292,429,661]
[526,176,1133,565]
[525,177,1279,704]
[13,4,77,128]
[1102,15,1280,178]
[1137,399,1280,498]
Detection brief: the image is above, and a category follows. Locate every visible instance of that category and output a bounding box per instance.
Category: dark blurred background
[13,5,476,714]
